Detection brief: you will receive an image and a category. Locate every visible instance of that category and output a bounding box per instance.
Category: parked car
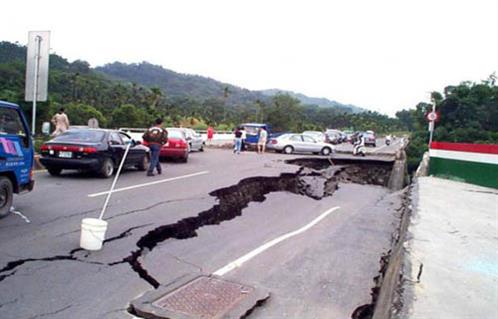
[0,100,35,217]
[303,131,327,143]
[40,129,150,178]
[183,128,205,152]
[324,129,344,144]
[343,130,355,142]
[155,128,189,162]
[363,131,377,147]
[267,133,335,155]
[351,131,377,147]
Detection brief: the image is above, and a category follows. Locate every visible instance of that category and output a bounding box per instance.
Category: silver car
[267,133,335,155]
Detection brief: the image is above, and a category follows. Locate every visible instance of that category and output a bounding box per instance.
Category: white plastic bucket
[80,218,108,251]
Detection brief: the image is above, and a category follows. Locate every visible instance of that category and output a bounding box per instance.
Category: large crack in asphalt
[114,160,394,290]
[110,167,339,288]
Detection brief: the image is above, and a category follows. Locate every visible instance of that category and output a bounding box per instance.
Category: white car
[267,133,335,155]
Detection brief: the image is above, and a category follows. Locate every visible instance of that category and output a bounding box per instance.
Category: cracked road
[0,143,405,319]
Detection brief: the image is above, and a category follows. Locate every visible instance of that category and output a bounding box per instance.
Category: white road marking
[213,206,340,277]
[88,171,210,198]
[11,207,31,223]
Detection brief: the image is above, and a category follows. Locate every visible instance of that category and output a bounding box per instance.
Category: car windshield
[243,126,261,135]
[0,108,26,136]
[52,130,106,143]
[167,129,185,139]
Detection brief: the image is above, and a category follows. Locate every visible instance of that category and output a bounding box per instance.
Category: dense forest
[0,41,401,133]
[396,76,498,173]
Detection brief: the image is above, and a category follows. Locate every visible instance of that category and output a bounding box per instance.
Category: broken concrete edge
[370,184,414,319]
[130,273,270,319]
[387,150,407,191]
[414,152,430,178]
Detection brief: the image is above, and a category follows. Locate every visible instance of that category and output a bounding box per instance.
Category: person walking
[257,127,267,154]
[142,118,168,176]
[51,108,70,136]
[233,127,243,154]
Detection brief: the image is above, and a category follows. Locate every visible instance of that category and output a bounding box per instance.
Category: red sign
[426,111,440,122]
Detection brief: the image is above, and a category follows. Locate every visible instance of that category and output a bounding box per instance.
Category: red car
[144,128,189,162]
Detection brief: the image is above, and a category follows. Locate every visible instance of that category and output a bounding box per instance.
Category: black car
[40,129,150,178]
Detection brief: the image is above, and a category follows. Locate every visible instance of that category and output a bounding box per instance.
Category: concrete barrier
[429,142,498,189]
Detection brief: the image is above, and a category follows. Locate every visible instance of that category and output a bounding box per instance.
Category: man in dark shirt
[142,118,168,176]
[234,127,243,154]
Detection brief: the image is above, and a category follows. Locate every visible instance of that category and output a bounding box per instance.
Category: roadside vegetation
[396,76,498,174]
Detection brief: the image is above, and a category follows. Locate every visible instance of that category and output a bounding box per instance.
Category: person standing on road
[142,118,168,177]
[233,127,243,154]
[257,127,267,154]
[240,126,247,152]
[51,108,70,136]
[207,126,214,145]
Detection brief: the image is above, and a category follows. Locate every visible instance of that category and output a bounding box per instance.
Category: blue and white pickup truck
[0,101,34,217]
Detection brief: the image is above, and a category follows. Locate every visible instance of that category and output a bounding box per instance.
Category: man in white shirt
[257,127,268,154]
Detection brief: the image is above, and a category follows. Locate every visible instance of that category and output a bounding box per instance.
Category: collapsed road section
[120,157,401,318]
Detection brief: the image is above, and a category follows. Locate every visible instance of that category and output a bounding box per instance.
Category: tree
[111,104,152,128]
[266,94,301,131]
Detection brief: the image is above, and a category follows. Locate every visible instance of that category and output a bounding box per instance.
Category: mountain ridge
[96,61,366,113]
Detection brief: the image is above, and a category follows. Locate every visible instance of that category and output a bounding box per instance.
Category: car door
[302,135,319,153]
[108,132,127,165]
[119,132,141,164]
[289,134,305,152]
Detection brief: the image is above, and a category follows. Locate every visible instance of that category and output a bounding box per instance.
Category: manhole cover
[131,274,269,319]
[153,276,254,318]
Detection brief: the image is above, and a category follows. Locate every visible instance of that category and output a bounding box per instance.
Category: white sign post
[25,31,50,135]
[427,99,437,147]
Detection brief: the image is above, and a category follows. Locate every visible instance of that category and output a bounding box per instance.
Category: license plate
[58,151,73,158]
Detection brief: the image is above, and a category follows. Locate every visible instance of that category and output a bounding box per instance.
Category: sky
[2,0,497,116]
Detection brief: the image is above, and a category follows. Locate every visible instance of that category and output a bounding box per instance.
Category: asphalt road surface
[0,139,405,319]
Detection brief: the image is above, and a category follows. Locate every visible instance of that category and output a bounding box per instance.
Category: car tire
[321,147,332,156]
[99,158,114,178]
[373,143,377,147]
[283,146,294,154]
[0,177,13,218]
[137,154,149,171]
[188,144,192,153]
[200,144,204,152]
[47,167,62,176]
[181,152,188,163]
